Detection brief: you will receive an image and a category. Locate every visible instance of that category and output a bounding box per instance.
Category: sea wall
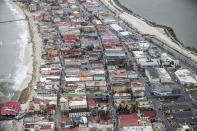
[113,0,197,53]
[100,0,197,64]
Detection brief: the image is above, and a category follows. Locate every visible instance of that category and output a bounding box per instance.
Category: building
[175,69,197,86]
[122,126,153,131]
[156,68,172,83]
[29,4,37,12]
[138,58,160,68]
[24,117,55,131]
[114,93,132,104]
[127,71,138,79]
[69,99,88,109]
[160,53,179,69]
[69,108,90,118]
[1,101,20,116]
[110,24,123,33]
[131,80,145,98]
[137,100,152,109]
[119,113,141,128]
[151,83,181,97]
[145,67,160,83]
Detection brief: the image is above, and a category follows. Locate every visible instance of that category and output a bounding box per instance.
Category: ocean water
[119,0,197,48]
[0,0,30,103]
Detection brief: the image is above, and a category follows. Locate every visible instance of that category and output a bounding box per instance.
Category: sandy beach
[101,0,197,64]
[13,1,41,107]
[1,1,42,130]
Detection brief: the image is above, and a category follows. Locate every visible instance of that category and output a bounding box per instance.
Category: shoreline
[100,0,197,64]
[9,0,42,105]
[0,1,42,130]
[114,0,197,53]
[10,0,33,97]
[14,2,41,105]
[0,0,31,103]
[113,0,184,47]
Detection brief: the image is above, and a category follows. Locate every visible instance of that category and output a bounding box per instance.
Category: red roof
[37,13,50,22]
[40,125,51,130]
[4,102,20,106]
[88,38,95,41]
[66,72,82,76]
[44,99,49,104]
[83,2,94,6]
[103,39,119,43]
[46,104,56,110]
[42,117,49,120]
[94,61,103,64]
[117,73,127,77]
[100,120,104,124]
[61,117,71,122]
[94,115,99,122]
[88,99,107,107]
[142,110,157,120]
[108,119,112,124]
[65,82,76,87]
[89,54,99,57]
[87,116,92,122]
[61,128,78,131]
[1,101,20,115]
[25,124,35,128]
[34,98,40,104]
[62,49,81,53]
[119,113,142,128]
[40,105,45,111]
[29,106,35,111]
[88,99,96,107]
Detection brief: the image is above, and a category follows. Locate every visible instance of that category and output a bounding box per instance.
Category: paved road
[122,42,175,130]
[52,0,197,130]
[150,38,197,71]
[54,21,66,131]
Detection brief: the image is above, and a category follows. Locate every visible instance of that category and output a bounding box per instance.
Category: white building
[157,68,172,83]
[175,69,197,86]
[122,126,153,131]
[29,4,37,12]
[139,58,160,68]
[138,41,150,51]
[160,53,179,68]
[110,24,124,32]
[69,99,88,109]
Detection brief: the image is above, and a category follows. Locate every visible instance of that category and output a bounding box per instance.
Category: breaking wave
[5,0,30,91]
[12,24,30,91]
[4,0,24,19]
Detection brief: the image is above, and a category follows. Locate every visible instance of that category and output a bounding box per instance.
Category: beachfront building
[1,101,20,116]
[160,53,179,69]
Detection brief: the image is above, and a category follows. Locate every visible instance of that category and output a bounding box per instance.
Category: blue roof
[101,35,118,40]
[64,9,71,13]
[72,117,81,121]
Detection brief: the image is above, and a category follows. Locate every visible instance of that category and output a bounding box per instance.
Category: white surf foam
[12,26,30,91]
[5,0,31,91]
[4,0,24,19]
